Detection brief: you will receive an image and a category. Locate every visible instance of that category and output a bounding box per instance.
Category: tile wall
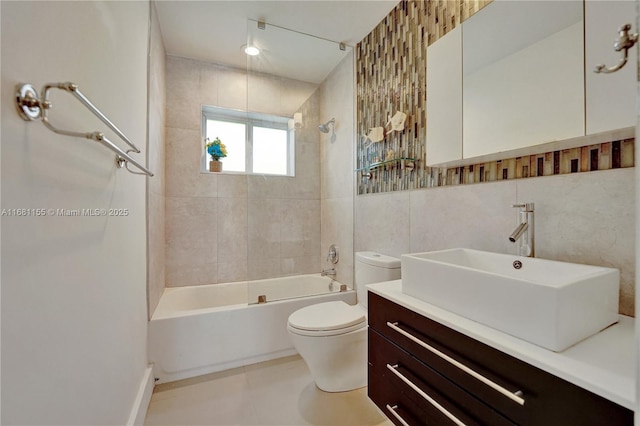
[164,56,323,287]
[356,0,635,195]
[356,0,491,193]
[320,53,356,286]
[354,0,635,316]
[360,137,635,194]
[148,3,167,317]
[355,168,635,316]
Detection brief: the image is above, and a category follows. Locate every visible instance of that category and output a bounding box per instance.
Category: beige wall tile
[321,197,355,286]
[409,180,517,255]
[516,169,635,315]
[165,127,218,198]
[164,56,336,289]
[148,4,167,318]
[355,192,411,258]
[281,199,321,258]
[166,263,218,287]
[217,197,248,283]
[281,256,321,276]
[248,198,283,260]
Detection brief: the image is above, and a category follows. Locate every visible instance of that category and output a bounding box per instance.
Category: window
[202,106,294,176]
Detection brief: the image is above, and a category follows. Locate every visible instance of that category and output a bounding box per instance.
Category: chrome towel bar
[15,82,153,177]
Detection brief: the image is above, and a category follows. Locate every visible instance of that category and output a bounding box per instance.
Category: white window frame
[202,105,295,176]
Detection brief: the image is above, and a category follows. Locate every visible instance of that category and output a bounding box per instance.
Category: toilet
[287,251,401,392]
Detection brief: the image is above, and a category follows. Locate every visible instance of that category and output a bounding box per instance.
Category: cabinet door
[585,0,637,134]
[426,26,462,166]
[462,1,584,159]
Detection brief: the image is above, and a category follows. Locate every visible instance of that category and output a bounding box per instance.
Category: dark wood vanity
[368,292,633,426]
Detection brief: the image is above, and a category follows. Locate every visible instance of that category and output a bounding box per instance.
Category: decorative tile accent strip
[358,139,635,194]
[356,0,490,194]
[355,0,635,195]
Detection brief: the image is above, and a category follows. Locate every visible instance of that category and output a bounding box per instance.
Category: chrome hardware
[594,24,638,74]
[387,364,467,426]
[361,171,373,183]
[387,321,525,406]
[513,260,523,270]
[14,82,153,176]
[508,222,528,243]
[385,405,410,426]
[509,203,534,257]
[321,268,336,277]
[326,244,339,264]
[16,84,46,121]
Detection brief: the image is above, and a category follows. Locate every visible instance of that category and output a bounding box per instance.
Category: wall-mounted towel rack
[15,82,154,177]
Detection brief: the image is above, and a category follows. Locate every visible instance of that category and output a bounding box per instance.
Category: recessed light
[244,45,260,56]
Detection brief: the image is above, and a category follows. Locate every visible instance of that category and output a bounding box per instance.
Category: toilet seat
[288,301,366,337]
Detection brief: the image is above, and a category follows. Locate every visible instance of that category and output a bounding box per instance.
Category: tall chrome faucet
[509,203,535,257]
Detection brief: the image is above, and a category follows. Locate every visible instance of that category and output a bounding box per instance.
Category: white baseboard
[127,365,155,426]
[154,349,297,384]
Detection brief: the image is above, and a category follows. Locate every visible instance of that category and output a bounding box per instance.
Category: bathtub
[149,274,356,383]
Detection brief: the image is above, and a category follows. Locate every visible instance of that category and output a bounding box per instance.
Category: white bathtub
[149,274,356,383]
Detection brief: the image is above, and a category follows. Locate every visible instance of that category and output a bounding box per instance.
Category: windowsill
[199,169,295,177]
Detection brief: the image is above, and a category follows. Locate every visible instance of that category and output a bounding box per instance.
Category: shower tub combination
[149,274,355,383]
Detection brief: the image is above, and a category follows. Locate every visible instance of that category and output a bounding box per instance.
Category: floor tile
[144,355,392,426]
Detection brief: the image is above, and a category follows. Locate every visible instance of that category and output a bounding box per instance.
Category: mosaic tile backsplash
[355,0,635,195]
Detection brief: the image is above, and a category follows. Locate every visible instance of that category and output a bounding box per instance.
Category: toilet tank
[355,252,401,308]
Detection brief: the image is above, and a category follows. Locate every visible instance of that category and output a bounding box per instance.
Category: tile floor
[144,355,393,426]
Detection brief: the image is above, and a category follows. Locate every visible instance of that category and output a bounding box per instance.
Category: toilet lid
[288,301,366,332]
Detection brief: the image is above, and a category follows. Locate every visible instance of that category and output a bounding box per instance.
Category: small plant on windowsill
[205,137,227,172]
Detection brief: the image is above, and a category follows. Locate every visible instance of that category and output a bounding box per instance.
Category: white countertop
[367,280,636,410]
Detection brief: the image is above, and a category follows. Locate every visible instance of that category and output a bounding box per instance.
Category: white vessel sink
[401,248,619,351]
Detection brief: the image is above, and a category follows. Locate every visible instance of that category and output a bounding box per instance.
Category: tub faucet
[321,268,336,277]
[509,203,535,257]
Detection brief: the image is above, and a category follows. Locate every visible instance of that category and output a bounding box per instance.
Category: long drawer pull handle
[387,321,525,406]
[386,404,411,426]
[387,364,467,426]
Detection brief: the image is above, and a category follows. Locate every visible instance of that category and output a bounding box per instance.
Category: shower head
[318,118,335,133]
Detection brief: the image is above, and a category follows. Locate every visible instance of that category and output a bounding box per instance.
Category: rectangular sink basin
[401,248,619,351]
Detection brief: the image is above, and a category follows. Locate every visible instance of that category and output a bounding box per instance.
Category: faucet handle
[512,203,534,211]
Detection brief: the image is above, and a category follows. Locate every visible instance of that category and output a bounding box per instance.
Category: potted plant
[205,137,227,172]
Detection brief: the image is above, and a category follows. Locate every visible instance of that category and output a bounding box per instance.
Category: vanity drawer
[369,328,516,426]
[368,292,633,425]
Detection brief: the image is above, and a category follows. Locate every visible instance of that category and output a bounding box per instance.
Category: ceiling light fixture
[243,45,260,56]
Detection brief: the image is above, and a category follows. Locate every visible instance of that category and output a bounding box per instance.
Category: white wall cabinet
[425,1,635,167]
[585,0,637,135]
[426,26,462,166]
[462,1,584,160]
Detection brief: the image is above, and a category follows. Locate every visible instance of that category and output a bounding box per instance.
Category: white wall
[1,2,150,424]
